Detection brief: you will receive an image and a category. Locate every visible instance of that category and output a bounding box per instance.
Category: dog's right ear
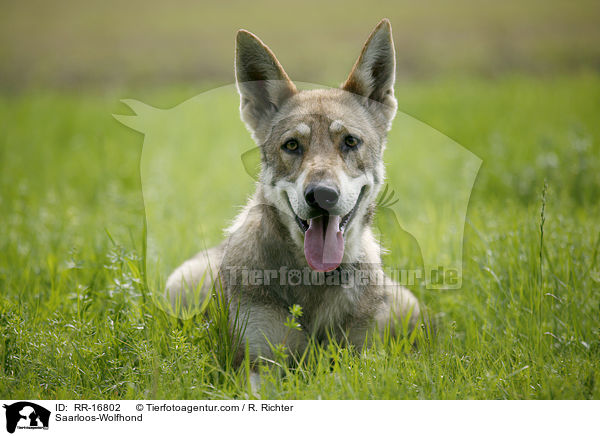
[235,30,297,139]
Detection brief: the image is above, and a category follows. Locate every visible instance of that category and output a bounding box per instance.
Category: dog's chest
[278,282,363,335]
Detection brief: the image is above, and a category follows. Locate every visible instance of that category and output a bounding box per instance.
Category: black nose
[304,184,339,210]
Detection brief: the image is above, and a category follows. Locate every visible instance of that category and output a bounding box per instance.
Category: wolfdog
[166,19,420,366]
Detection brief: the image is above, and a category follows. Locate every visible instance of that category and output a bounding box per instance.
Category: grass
[1,73,599,399]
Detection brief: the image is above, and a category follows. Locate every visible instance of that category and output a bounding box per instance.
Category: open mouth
[293,187,364,235]
[289,186,366,272]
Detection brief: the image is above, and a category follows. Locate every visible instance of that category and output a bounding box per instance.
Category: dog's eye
[343,135,361,149]
[282,139,300,153]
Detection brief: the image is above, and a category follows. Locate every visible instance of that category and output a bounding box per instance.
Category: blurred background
[2,0,600,90]
[1,0,600,400]
[1,0,599,267]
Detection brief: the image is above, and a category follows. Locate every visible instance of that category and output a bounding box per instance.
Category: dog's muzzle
[288,186,366,272]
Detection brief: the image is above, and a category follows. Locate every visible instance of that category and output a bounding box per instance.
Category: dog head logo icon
[3,402,50,434]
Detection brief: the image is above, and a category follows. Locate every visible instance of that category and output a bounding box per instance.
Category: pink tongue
[304,215,344,272]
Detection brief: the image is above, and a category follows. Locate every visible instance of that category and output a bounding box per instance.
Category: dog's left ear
[235,30,297,140]
[342,19,397,126]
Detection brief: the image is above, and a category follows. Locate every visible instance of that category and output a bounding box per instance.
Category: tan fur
[166,19,420,369]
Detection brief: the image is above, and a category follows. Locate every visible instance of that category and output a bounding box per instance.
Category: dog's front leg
[233,302,308,394]
[374,282,421,339]
[342,281,420,350]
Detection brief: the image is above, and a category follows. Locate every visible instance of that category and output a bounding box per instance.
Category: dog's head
[235,19,397,272]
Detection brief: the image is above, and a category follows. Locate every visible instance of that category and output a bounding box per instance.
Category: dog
[166,19,420,367]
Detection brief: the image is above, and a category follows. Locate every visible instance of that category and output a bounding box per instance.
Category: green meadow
[1,0,599,399]
[1,74,599,399]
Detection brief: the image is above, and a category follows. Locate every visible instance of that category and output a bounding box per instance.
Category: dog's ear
[342,19,397,126]
[235,30,297,138]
